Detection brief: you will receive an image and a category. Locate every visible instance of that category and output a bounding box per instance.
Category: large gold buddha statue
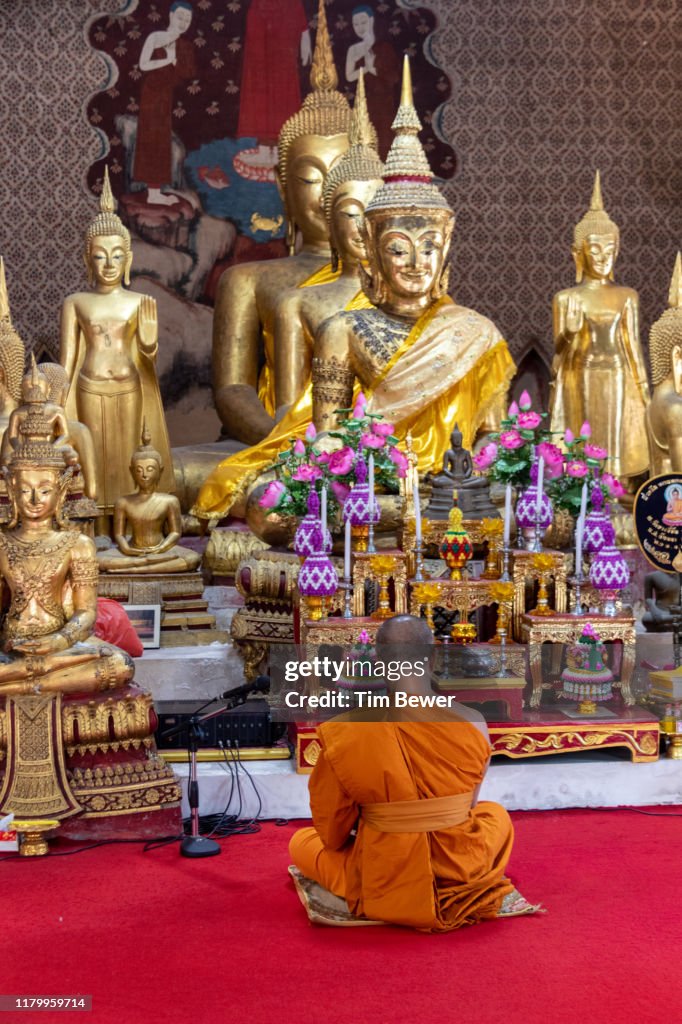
[0,257,26,441]
[193,74,384,519]
[211,0,354,445]
[0,412,133,697]
[311,57,515,473]
[60,167,173,528]
[549,171,649,483]
[646,252,682,474]
[98,423,200,574]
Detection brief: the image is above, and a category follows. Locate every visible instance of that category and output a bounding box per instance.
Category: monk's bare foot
[497,888,545,917]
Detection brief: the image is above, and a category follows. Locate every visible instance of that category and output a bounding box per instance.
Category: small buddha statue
[311,57,515,477]
[60,166,173,531]
[0,257,25,443]
[97,424,200,574]
[193,72,383,520]
[425,424,497,519]
[549,171,649,485]
[646,252,682,475]
[0,411,133,696]
[1,357,76,469]
[212,0,358,444]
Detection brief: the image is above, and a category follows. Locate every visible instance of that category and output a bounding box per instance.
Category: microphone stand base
[180,835,221,858]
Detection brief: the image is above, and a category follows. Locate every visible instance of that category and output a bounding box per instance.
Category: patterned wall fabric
[0,0,680,386]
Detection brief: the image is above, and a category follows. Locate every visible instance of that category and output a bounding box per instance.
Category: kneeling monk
[290,616,536,931]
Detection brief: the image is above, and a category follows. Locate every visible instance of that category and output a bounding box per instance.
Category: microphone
[220,676,270,702]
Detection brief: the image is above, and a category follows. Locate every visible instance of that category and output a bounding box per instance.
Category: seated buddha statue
[97,425,200,574]
[425,424,497,519]
[212,0,359,445]
[1,357,74,468]
[0,256,25,443]
[193,74,384,520]
[549,171,649,486]
[311,57,515,476]
[60,166,174,531]
[0,410,133,697]
[646,252,682,474]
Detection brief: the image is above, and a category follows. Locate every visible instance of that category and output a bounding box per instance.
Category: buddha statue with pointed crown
[0,258,26,446]
[212,0,358,445]
[549,171,649,484]
[645,253,682,475]
[193,72,384,520]
[60,167,174,532]
[97,423,200,574]
[311,57,515,477]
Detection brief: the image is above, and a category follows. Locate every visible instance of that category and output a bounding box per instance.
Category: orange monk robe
[289,717,514,931]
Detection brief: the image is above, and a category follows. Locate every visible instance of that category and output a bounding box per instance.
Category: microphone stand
[161,683,268,859]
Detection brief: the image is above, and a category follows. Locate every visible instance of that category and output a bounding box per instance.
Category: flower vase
[515,485,553,550]
[439,505,473,580]
[589,544,629,615]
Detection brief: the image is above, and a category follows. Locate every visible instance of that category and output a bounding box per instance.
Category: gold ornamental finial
[310,0,337,93]
[400,53,413,108]
[669,251,682,309]
[650,252,682,386]
[0,256,9,322]
[349,69,373,148]
[100,165,115,215]
[573,170,619,252]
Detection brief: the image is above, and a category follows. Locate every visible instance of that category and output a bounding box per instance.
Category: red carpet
[4,808,681,1024]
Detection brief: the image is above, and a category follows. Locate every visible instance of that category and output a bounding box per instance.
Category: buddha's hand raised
[10,632,71,656]
[138,294,158,353]
[565,294,584,334]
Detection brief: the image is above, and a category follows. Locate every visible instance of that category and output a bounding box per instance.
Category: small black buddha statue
[425,424,498,519]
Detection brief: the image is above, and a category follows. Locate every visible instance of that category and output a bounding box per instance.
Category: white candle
[320,485,327,539]
[578,481,588,523]
[575,482,588,577]
[535,456,545,521]
[413,467,422,547]
[344,516,351,581]
[368,453,375,522]
[503,482,512,547]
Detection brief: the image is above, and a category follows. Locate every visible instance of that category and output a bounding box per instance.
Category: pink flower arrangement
[371,421,394,438]
[472,442,498,471]
[602,472,626,498]
[566,460,589,478]
[536,441,564,478]
[388,447,408,477]
[327,446,355,476]
[360,431,386,449]
[584,443,608,461]
[260,480,286,508]
[499,429,524,450]
[517,411,542,429]
[292,464,322,482]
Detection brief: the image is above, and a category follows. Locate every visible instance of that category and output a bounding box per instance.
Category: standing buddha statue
[60,167,174,528]
[312,57,515,475]
[645,252,682,474]
[194,73,384,519]
[549,171,649,484]
[0,257,26,442]
[211,0,355,445]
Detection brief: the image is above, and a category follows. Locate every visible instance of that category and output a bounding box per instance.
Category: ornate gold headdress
[365,56,452,216]
[86,166,131,251]
[650,252,682,386]
[277,0,352,199]
[131,420,163,467]
[0,256,26,404]
[321,71,384,226]
[573,171,619,251]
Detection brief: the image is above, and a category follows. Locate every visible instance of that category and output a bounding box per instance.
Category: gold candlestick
[370,555,396,620]
[412,581,442,632]
[530,552,556,616]
[481,518,503,579]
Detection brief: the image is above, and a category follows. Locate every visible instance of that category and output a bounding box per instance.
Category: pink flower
[472,442,498,470]
[580,421,592,438]
[564,428,574,445]
[259,480,286,508]
[292,464,322,482]
[371,420,394,438]
[566,460,588,478]
[314,450,329,465]
[327,446,354,476]
[389,447,409,477]
[357,629,371,645]
[353,391,367,419]
[536,442,564,478]
[293,439,305,455]
[331,480,350,504]
[584,443,608,460]
[519,390,532,410]
[360,432,385,449]
[602,473,626,498]
[508,400,519,417]
[517,411,541,429]
[499,429,524,450]
[305,423,317,441]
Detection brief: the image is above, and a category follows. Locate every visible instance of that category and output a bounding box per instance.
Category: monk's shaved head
[376,614,434,648]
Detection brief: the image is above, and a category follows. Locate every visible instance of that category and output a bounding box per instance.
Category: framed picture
[122,604,161,650]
